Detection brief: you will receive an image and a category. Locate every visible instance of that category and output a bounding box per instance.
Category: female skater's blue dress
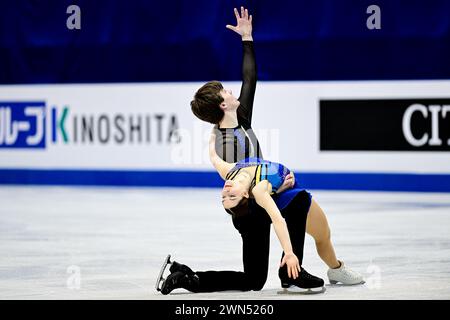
[225,157,311,211]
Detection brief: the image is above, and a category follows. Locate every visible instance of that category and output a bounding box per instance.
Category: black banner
[320,99,450,151]
[0,299,443,319]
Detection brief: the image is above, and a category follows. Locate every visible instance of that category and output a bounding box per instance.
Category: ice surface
[1,186,449,300]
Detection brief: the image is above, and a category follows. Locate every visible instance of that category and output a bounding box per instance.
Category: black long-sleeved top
[215,41,263,163]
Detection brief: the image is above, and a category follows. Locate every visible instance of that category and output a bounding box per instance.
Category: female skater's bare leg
[305,199,365,285]
[305,199,340,269]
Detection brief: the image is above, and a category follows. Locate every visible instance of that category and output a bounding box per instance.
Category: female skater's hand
[280,253,301,279]
[226,7,253,40]
[277,172,295,194]
[210,127,217,142]
[209,127,219,162]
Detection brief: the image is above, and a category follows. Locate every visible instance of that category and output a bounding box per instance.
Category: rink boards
[0,81,449,191]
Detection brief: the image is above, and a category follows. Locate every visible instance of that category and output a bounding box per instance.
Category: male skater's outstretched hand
[226,6,253,41]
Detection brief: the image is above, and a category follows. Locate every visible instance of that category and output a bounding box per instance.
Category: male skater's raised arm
[191,6,262,162]
[227,7,257,126]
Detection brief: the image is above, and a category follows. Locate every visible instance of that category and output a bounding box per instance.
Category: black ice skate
[278,266,326,295]
[169,260,195,276]
[155,254,199,295]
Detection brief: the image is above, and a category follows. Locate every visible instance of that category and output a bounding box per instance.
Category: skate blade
[155,254,172,292]
[277,286,326,295]
[327,280,366,287]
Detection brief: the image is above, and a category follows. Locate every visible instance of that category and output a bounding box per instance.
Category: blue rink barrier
[0,169,449,192]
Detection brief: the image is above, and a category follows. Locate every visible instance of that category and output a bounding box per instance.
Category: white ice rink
[1,186,450,300]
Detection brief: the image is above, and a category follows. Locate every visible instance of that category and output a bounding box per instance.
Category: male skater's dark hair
[225,197,249,218]
[191,81,225,124]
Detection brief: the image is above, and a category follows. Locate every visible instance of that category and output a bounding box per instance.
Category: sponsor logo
[0,102,46,148]
[320,99,450,151]
[0,101,181,149]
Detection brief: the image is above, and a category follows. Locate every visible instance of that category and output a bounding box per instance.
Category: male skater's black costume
[161,41,323,294]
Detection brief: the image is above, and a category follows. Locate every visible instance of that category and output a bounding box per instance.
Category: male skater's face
[219,88,240,111]
[221,179,248,209]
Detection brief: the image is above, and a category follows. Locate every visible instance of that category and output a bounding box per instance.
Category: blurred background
[1,0,450,190]
[1,0,449,190]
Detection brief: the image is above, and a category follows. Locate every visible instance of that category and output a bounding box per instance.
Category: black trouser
[193,190,311,292]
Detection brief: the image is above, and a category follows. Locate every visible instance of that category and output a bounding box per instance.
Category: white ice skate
[327,260,365,285]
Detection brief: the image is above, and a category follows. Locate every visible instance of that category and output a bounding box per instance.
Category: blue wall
[1,0,450,83]
[1,169,449,192]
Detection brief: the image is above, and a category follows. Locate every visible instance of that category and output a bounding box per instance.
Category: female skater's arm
[252,182,301,279]
[226,7,256,124]
[209,128,235,180]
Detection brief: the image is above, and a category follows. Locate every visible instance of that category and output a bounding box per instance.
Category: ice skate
[156,255,200,295]
[155,254,172,292]
[169,260,195,276]
[159,270,200,295]
[327,260,365,285]
[278,266,326,295]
